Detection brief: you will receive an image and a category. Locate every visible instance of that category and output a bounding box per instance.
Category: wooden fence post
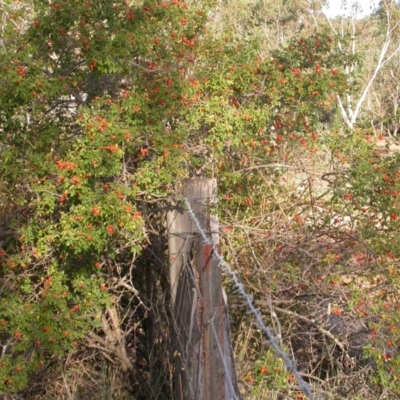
[166,178,240,400]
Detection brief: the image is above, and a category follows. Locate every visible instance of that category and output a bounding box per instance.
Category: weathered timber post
[166,178,240,400]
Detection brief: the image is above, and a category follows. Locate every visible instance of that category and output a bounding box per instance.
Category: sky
[322,0,380,18]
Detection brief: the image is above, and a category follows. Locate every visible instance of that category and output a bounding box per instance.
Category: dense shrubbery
[0,0,399,398]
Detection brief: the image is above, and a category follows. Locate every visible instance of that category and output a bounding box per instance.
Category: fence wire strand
[184,197,317,400]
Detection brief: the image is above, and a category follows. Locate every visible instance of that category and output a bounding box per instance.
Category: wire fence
[184,197,317,400]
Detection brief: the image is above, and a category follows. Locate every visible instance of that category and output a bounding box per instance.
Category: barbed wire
[184,197,317,400]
